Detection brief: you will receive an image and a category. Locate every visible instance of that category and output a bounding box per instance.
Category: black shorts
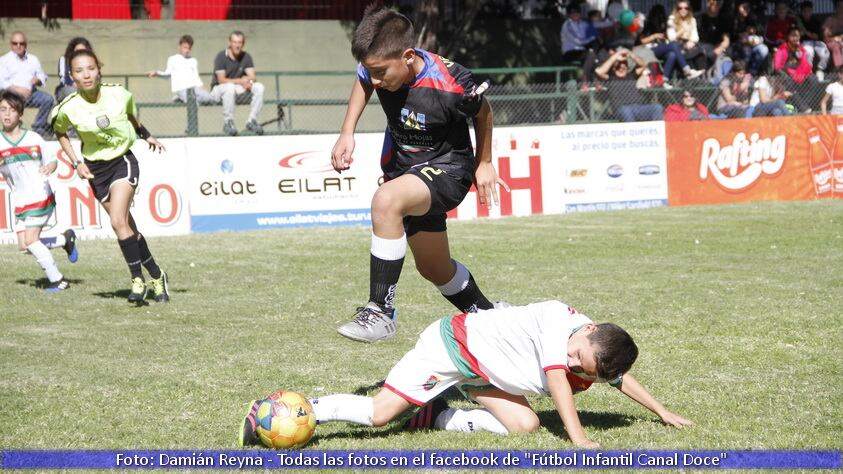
[401,161,473,237]
[85,151,140,202]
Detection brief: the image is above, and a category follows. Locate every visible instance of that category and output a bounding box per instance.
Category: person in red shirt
[765,1,797,49]
[664,90,711,121]
[773,27,820,112]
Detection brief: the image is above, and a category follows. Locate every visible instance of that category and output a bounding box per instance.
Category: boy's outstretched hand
[475,161,510,208]
[660,410,693,428]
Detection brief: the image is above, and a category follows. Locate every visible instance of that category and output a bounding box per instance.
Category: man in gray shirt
[209,30,264,136]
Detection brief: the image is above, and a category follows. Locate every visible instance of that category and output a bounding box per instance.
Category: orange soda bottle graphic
[807,128,832,198]
[834,117,843,198]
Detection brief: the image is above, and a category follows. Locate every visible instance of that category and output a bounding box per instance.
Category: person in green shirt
[50,49,170,304]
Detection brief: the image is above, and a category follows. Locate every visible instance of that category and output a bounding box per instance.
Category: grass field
[1,200,841,454]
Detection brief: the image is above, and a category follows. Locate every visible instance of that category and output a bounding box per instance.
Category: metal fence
[67,66,834,138]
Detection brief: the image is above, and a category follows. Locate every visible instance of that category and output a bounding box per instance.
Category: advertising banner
[665,115,843,206]
[185,135,383,232]
[0,139,190,245]
[556,121,668,212]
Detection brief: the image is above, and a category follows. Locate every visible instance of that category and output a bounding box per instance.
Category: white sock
[40,235,66,249]
[27,241,63,282]
[309,395,373,426]
[437,260,470,296]
[371,233,407,261]
[435,408,509,435]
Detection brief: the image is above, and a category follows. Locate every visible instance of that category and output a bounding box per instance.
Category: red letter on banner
[69,187,98,227]
[148,184,180,224]
[497,155,543,215]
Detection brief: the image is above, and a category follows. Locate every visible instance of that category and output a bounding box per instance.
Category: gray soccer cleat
[337,302,397,343]
[223,120,238,136]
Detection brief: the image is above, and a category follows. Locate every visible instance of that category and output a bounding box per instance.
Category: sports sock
[136,234,162,279]
[437,260,493,312]
[309,395,374,426]
[118,237,144,279]
[27,240,63,282]
[369,233,407,311]
[40,234,66,249]
[434,408,508,435]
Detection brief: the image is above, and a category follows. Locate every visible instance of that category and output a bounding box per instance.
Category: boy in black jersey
[332,5,509,343]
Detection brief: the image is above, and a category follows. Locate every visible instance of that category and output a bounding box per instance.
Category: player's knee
[371,411,395,427]
[251,82,264,95]
[507,414,540,434]
[370,188,402,221]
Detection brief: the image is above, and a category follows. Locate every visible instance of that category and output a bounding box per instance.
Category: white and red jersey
[0,129,55,220]
[440,300,618,396]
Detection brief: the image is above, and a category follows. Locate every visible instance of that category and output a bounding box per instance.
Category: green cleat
[149,271,170,303]
[127,277,147,303]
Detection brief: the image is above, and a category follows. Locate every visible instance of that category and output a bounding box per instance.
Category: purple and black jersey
[357,49,483,181]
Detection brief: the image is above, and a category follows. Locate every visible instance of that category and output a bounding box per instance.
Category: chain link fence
[68,66,835,138]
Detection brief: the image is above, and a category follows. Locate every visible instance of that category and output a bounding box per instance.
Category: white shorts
[384,320,489,406]
[13,208,56,232]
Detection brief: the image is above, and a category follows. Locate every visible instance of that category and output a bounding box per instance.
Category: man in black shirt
[697,0,732,68]
[595,49,663,122]
[209,30,264,136]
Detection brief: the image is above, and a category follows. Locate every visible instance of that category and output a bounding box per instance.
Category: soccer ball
[255,389,317,449]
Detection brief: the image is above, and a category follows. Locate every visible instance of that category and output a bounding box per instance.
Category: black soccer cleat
[403,396,448,431]
[239,400,262,447]
[45,278,70,293]
[63,229,79,263]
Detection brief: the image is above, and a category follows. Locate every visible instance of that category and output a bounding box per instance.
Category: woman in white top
[820,74,843,115]
[667,0,709,69]
[750,75,791,116]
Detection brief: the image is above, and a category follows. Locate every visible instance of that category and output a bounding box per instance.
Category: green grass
[1,200,841,453]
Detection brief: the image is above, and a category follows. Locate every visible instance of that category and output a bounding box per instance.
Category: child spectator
[146,35,213,105]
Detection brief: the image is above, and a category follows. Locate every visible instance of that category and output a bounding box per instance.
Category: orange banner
[665,115,842,206]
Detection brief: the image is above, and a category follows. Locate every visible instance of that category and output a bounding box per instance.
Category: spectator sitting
[0,31,54,138]
[750,75,792,116]
[764,1,796,50]
[716,60,753,117]
[55,37,92,103]
[729,0,768,76]
[697,0,732,69]
[595,48,664,121]
[147,35,213,105]
[637,4,704,81]
[823,0,843,72]
[667,0,708,70]
[664,89,711,120]
[820,73,843,114]
[796,1,829,80]
[209,30,265,136]
[773,27,821,112]
[561,3,600,86]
